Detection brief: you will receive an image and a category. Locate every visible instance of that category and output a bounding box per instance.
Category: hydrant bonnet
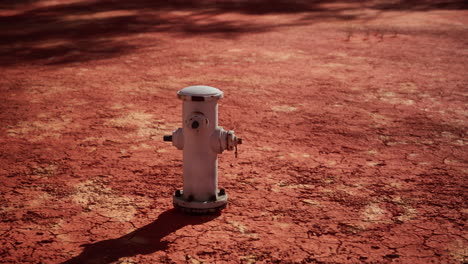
[177,85,224,102]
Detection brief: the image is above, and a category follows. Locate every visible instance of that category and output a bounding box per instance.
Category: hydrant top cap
[177,85,224,102]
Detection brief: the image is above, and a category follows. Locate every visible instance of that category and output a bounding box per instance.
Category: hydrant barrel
[181,99,219,202]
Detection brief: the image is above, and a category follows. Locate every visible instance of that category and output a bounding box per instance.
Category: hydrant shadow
[62,208,219,264]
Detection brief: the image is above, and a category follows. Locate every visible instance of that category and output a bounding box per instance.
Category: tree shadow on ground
[0,0,360,66]
[0,0,466,66]
[61,208,219,264]
[369,0,468,11]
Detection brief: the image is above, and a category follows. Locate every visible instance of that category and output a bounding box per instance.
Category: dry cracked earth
[0,0,467,263]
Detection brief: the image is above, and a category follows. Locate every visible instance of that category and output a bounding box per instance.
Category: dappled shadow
[0,0,359,66]
[369,0,468,11]
[0,0,466,66]
[62,209,219,264]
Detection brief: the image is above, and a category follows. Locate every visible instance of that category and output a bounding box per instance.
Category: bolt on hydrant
[163,86,242,214]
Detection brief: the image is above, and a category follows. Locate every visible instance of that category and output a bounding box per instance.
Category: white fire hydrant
[163,85,241,214]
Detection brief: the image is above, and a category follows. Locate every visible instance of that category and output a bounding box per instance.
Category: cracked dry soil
[0,0,467,263]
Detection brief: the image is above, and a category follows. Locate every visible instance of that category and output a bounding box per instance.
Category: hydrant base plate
[173,190,228,214]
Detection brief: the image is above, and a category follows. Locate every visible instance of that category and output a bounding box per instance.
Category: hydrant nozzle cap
[177,85,224,102]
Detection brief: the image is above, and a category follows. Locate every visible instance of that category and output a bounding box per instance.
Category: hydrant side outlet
[164,86,241,214]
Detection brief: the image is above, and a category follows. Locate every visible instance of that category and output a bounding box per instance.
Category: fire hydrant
[163,85,242,214]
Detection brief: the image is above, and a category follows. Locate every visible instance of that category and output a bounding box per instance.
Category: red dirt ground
[0,0,467,263]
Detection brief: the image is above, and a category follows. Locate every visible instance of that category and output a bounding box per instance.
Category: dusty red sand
[0,0,467,263]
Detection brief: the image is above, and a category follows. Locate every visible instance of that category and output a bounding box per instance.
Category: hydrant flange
[173,189,228,214]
